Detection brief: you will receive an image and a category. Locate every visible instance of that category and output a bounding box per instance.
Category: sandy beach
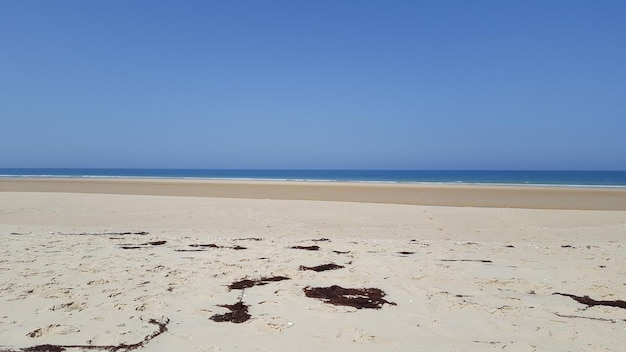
[1,179,626,351]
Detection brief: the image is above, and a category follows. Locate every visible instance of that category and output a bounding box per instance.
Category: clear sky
[1,1,625,170]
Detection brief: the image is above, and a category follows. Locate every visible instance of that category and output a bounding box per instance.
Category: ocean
[1,169,625,187]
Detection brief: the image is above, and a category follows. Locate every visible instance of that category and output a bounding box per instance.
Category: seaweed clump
[142,240,167,246]
[290,245,320,251]
[210,302,251,323]
[303,285,396,309]
[118,240,167,250]
[228,276,290,290]
[553,293,626,309]
[186,244,246,250]
[22,346,65,352]
[299,263,344,272]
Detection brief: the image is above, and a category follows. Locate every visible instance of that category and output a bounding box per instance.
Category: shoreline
[4,175,626,189]
[2,177,626,210]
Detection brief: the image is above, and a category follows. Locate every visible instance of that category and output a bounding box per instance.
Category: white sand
[1,187,626,351]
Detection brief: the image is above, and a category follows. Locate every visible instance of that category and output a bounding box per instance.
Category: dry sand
[1,179,626,351]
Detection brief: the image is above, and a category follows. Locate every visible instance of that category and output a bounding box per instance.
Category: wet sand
[2,178,626,210]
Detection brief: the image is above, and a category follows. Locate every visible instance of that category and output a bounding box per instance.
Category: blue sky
[1,1,625,170]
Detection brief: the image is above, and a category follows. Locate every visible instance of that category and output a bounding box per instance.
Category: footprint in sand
[26,324,79,337]
[26,324,60,338]
[87,279,110,286]
[336,327,393,345]
[253,316,294,333]
[50,301,86,312]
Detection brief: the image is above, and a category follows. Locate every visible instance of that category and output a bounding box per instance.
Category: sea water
[1,169,625,187]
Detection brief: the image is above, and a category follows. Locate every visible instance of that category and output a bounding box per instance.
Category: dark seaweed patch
[59,231,150,236]
[290,245,320,251]
[398,251,415,255]
[553,293,626,309]
[119,240,166,249]
[260,276,290,282]
[228,279,259,290]
[299,263,345,272]
[332,250,350,254]
[228,276,290,290]
[303,285,396,309]
[142,240,167,246]
[189,244,219,248]
[440,259,492,263]
[210,302,251,323]
[214,275,289,323]
[187,244,246,250]
[22,346,66,352]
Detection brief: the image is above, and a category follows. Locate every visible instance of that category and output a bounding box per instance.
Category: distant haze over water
[1,169,625,188]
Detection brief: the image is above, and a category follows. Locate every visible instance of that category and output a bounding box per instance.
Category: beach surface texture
[1,179,626,351]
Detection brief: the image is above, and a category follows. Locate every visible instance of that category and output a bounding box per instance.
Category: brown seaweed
[59,231,150,236]
[210,302,251,323]
[553,293,626,309]
[119,240,166,249]
[398,251,415,255]
[1,318,169,352]
[228,279,259,290]
[303,285,396,309]
[21,346,65,352]
[290,245,320,251]
[440,259,492,263]
[553,312,625,322]
[187,244,246,250]
[189,244,219,248]
[142,240,167,246]
[260,276,290,282]
[228,276,290,290]
[332,250,350,254]
[299,263,345,272]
